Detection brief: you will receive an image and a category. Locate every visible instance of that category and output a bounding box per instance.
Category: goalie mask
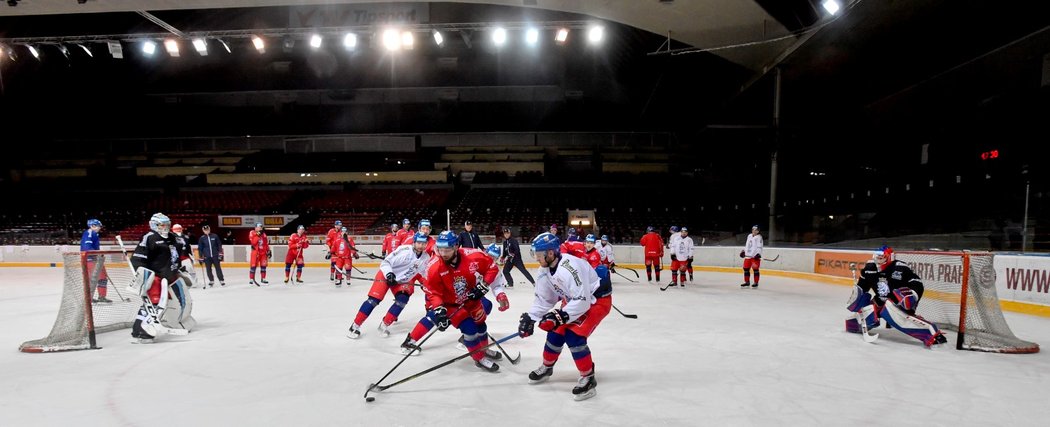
[874,245,894,271]
[149,213,171,237]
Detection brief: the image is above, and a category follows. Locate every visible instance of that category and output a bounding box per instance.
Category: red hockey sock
[410,320,430,341]
[573,354,594,376]
[467,338,489,361]
[354,311,369,326]
[382,312,397,325]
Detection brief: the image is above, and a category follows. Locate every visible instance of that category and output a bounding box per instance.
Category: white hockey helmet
[149,213,171,237]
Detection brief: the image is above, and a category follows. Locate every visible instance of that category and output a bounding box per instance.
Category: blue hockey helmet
[646,226,654,233]
[413,232,429,243]
[600,234,609,241]
[149,213,171,234]
[418,219,431,229]
[435,230,459,248]
[334,220,342,226]
[680,227,689,233]
[297,225,306,232]
[531,232,561,252]
[485,243,501,258]
[390,223,398,230]
[402,218,411,225]
[568,227,576,235]
[255,223,263,228]
[87,218,102,227]
[341,226,348,233]
[585,234,596,243]
[670,225,679,233]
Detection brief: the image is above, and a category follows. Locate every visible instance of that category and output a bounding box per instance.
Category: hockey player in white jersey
[597,235,616,271]
[517,232,611,401]
[347,232,432,339]
[740,225,763,288]
[669,227,694,287]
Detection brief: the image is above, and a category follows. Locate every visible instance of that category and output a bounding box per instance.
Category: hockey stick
[659,281,676,291]
[612,304,638,319]
[487,333,521,364]
[617,265,640,278]
[762,254,780,262]
[367,332,519,397]
[114,236,188,336]
[851,269,878,343]
[364,305,465,401]
[612,270,637,283]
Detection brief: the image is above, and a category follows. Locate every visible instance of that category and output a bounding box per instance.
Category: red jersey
[395,228,412,244]
[333,238,353,259]
[249,230,270,252]
[325,227,341,250]
[401,234,436,255]
[640,232,664,257]
[583,248,602,269]
[382,232,398,255]
[287,233,309,252]
[560,241,587,259]
[423,248,499,309]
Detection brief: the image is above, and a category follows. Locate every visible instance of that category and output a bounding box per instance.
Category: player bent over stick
[846,245,948,347]
[518,232,612,401]
[347,232,432,339]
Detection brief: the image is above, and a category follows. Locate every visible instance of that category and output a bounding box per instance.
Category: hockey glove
[429,307,450,331]
[353,253,360,260]
[739,250,745,258]
[325,253,332,260]
[755,253,761,260]
[267,250,273,260]
[385,272,398,287]
[538,310,570,332]
[518,313,535,338]
[468,283,490,300]
[496,292,510,312]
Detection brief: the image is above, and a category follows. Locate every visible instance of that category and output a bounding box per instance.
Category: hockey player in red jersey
[284,225,309,284]
[560,236,587,259]
[347,232,432,339]
[400,219,433,248]
[395,218,412,243]
[417,231,505,372]
[325,220,343,282]
[249,223,270,286]
[331,227,359,287]
[381,223,399,257]
[581,234,603,269]
[518,232,611,401]
[639,226,664,282]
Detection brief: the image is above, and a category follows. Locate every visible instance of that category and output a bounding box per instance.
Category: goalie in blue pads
[846,246,948,347]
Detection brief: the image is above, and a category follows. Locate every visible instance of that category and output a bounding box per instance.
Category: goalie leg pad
[880,302,942,345]
[847,286,873,312]
[845,304,879,333]
[132,267,157,297]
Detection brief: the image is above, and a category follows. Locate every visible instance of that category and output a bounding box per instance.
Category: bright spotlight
[525,28,539,45]
[27,44,39,59]
[217,39,231,53]
[251,35,265,53]
[77,43,93,57]
[401,31,414,49]
[555,28,569,44]
[822,0,840,15]
[492,27,507,46]
[192,38,208,56]
[164,39,180,57]
[309,34,322,48]
[433,30,444,46]
[141,41,156,56]
[382,28,401,51]
[587,26,604,44]
[343,33,357,50]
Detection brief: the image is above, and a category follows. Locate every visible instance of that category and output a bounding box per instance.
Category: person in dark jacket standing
[459,220,483,249]
[500,227,535,288]
[197,224,226,287]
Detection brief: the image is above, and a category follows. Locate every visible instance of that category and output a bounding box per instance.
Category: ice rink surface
[2,265,1048,427]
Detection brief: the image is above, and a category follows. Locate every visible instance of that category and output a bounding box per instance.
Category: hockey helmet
[418,219,431,229]
[87,218,102,228]
[670,225,679,233]
[413,232,429,243]
[531,232,561,252]
[600,234,609,241]
[171,224,184,234]
[680,227,688,233]
[334,220,343,226]
[435,230,459,248]
[874,245,894,270]
[390,223,399,230]
[646,226,654,233]
[485,243,501,258]
[402,218,411,225]
[149,213,171,236]
[585,234,596,243]
[297,225,306,232]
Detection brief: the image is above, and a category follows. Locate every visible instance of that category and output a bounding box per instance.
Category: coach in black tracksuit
[458,220,483,249]
[499,227,534,287]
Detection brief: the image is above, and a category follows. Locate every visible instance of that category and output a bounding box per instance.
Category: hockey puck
[365,397,376,402]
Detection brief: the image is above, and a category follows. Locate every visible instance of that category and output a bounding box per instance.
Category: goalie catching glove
[538,310,569,332]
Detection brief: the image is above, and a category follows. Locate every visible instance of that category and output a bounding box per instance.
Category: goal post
[896,250,1039,354]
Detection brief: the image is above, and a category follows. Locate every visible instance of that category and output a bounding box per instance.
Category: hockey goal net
[895,251,1039,354]
[20,250,140,353]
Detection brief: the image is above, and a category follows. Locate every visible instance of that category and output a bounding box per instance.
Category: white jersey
[597,241,615,264]
[667,232,680,250]
[477,255,508,296]
[672,234,694,260]
[528,253,601,323]
[744,233,763,258]
[379,244,432,283]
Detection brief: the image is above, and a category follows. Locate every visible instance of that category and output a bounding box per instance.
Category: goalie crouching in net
[846,246,947,347]
[129,213,196,344]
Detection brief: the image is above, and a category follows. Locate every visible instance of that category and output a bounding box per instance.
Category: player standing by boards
[598,235,616,272]
[517,232,611,401]
[639,226,664,283]
[331,227,359,287]
[325,220,343,282]
[381,223,399,257]
[249,223,270,286]
[81,218,110,303]
[740,225,762,288]
[669,227,694,287]
[284,225,309,284]
[846,246,948,347]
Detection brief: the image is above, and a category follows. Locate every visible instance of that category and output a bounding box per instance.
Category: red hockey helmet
[874,245,894,270]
